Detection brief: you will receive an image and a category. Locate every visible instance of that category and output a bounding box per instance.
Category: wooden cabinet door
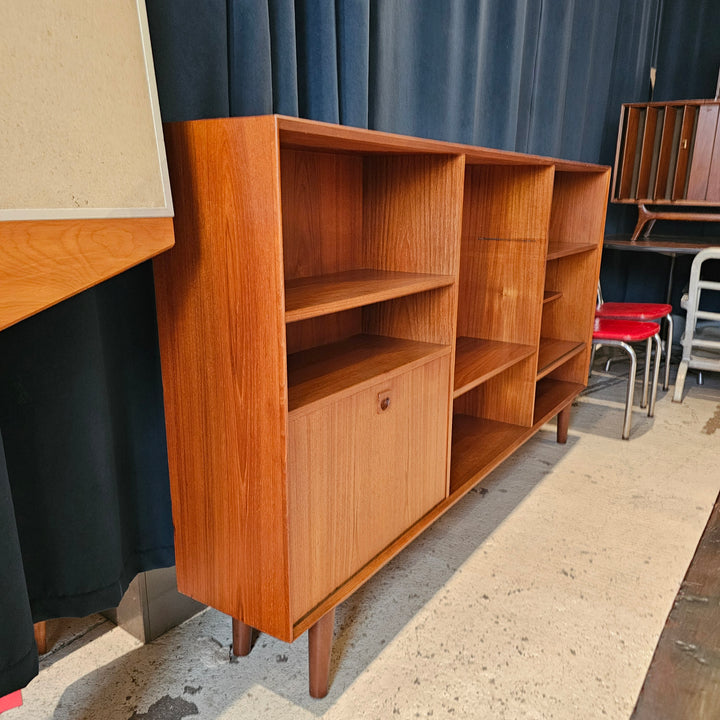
[287,353,451,621]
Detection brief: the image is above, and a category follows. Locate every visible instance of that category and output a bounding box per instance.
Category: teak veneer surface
[287,333,450,414]
[450,414,531,494]
[284,270,455,322]
[545,241,597,260]
[0,217,174,330]
[533,379,584,426]
[154,116,293,639]
[153,115,609,682]
[453,337,536,398]
[288,354,450,619]
[536,338,585,380]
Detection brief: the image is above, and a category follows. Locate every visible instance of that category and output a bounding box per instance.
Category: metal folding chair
[673,248,720,402]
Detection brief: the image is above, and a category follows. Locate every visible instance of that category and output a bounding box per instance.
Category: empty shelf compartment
[288,333,450,414]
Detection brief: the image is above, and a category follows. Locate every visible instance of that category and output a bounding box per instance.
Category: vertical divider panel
[672,106,698,200]
[636,108,659,200]
[618,107,642,199]
[154,117,293,639]
[654,106,679,200]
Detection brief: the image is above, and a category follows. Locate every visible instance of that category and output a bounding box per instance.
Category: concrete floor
[8,358,720,720]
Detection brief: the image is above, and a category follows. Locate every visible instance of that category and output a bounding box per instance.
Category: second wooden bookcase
[153,115,610,697]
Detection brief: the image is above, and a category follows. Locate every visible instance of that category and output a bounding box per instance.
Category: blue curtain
[3,0,717,695]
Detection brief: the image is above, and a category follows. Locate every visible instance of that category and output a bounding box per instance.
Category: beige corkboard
[0,0,172,219]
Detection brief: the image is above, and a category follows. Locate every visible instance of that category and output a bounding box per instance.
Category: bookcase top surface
[174,114,609,174]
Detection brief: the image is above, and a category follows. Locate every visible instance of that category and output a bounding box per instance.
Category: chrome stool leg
[663,313,673,391]
[640,336,652,408]
[648,332,661,417]
[595,339,637,439]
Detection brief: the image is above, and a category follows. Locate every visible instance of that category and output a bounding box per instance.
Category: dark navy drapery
[3,0,719,696]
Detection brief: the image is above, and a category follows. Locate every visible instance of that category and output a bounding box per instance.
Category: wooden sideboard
[612,100,720,240]
[153,115,610,697]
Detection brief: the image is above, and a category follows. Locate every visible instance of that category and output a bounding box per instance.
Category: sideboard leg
[232,617,253,657]
[631,203,657,242]
[34,621,47,655]
[556,405,570,444]
[308,607,335,698]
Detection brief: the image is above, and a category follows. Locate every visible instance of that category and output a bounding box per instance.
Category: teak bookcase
[612,99,720,240]
[153,115,610,698]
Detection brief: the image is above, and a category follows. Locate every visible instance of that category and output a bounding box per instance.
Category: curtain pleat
[0,433,37,698]
[4,0,718,696]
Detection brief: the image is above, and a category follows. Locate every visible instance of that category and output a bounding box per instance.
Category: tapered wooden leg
[308,608,335,699]
[34,621,47,655]
[232,618,253,657]
[556,405,570,444]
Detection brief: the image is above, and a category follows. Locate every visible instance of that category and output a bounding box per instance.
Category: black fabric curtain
[3,0,717,696]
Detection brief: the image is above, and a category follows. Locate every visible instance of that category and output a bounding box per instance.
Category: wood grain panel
[707,121,720,202]
[631,492,720,720]
[454,355,537,426]
[363,284,458,346]
[154,117,292,640]
[673,106,698,200]
[362,154,465,276]
[543,171,608,386]
[458,164,553,348]
[533,379,583,426]
[288,355,450,621]
[536,338,585,380]
[654,106,679,200]
[687,105,720,201]
[285,309,362,355]
[281,149,362,281]
[461,164,555,241]
[284,269,454,322]
[636,107,659,199]
[453,337,535,398]
[287,333,449,414]
[618,108,642,198]
[457,235,546,346]
[0,217,173,330]
[548,170,610,248]
[450,414,531,494]
[542,251,600,384]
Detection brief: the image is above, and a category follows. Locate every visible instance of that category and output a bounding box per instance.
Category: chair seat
[593,317,660,342]
[595,302,672,320]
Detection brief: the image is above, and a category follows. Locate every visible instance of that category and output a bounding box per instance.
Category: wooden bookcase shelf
[546,241,597,260]
[284,269,455,322]
[536,338,585,380]
[544,290,562,304]
[288,334,450,413]
[453,337,535,398]
[534,379,585,426]
[449,414,531,495]
[153,115,609,698]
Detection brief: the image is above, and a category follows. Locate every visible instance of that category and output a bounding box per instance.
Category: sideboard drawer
[287,352,451,620]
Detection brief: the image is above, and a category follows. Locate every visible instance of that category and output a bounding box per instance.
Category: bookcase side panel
[154,117,293,640]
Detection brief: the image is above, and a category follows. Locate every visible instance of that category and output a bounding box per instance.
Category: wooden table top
[604,234,720,255]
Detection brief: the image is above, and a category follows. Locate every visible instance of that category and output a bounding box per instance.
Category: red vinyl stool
[595,289,673,392]
[592,318,661,439]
